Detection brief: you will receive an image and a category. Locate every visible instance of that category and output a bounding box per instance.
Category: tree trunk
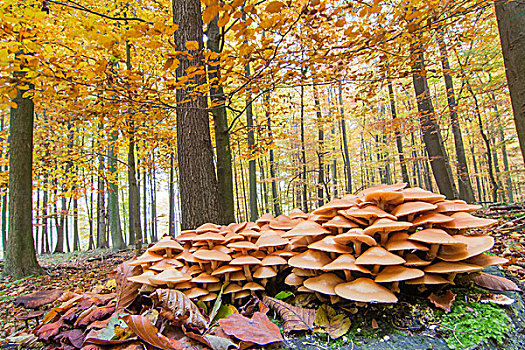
[470,142,483,202]
[245,63,258,221]
[437,29,476,202]
[410,35,457,199]
[107,131,125,250]
[338,84,352,193]
[313,82,325,206]
[168,152,175,236]
[142,165,147,244]
[387,80,410,185]
[1,115,6,255]
[300,83,308,212]
[494,0,525,166]
[73,198,79,251]
[97,153,107,248]
[265,93,281,216]
[259,158,269,212]
[149,162,157,242]
[173,0,221,229]
[206,15,234,224]
[42,187,49,254]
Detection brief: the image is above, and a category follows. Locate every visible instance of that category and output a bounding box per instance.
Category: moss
[440,301,511,349]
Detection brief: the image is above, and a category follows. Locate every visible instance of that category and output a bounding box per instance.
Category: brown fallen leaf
[371,319,378,329]
[34,319,65,341]
[122,314,182,350]
[115,261,142,311]
[76,305,116,327]
[429,290,456,313]
[262,296,315,333]
[314,305,351,339]
[219,312,283,345]
[152,289,209,331]
[15,289,63,309]
[473,272,521,291]
[57,329,85,348]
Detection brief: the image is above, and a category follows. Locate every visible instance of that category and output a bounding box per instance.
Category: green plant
[440,301,511,349]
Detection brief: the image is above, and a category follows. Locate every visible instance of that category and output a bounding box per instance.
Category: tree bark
[173,0,221,229]
[436,29,476,202]
[108,131,124,250]
[410,35,457,199]
[206,15,234,224]
[338,84,352,193]
[245,63,258,221]
[168,152,175,236]
[97,152,107,249]
[4,70,43,277]
[313,82,325,206]
[300,83,308,212]
[387,80,410,185]
[495,0,525,166]
[265,93,281,215]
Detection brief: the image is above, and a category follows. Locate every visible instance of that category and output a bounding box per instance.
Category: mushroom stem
[314,292,327,302]
[211,261,218,270]
[380,232,389,246]
[166,249,172,258]
[224,273,231,282]
[427,244,440,260]
[390,281,400,293]
[261,279,268,287]
[354,242,362,256]
[447,272,458,283]
[329,252,337,260]
[330,295,340,304]
[243,265,253,282]
[338,228,343,234]
[372,265,380,275]
[343,270,352,281]
[408,214,415,222]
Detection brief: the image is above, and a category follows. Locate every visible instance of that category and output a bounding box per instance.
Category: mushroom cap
[322,215,359,230]
[401,188,445,203]
[289,208,309,220]
[223,232,244,244]
[244,282,265,291]
[192,249,232,262]
[206,282,222,291]
[405,273,452,285]
[212,245,232,254]
[150,258,184,271]
[412,211,454,226]
[439,212,497,230]
[128,251,164,266]
[273,249,296,258]
[228,222,248,233]
[307,236,353,254]
[148,238,184,253]
[173,281,196,289]
[364,190,404,207]
[355,247,406,266]
[292,268,318,277]
[255,233,289,248]
[256,213,275,226]
[357,183,407,197]
[424,261,483,274]
[403,253,432,267]
[440,235,494,260]
[230,271,248,281]
[364,218,413,235]
[282,220,331,238]
[333,229,377,246]
[408,228,466,246]
[391,201,438,218]
[269,215,298,231]
[192,272,220,284]
[261,254,288,266]
[195,223,220,234]
[288,249,332,269]
[322,254,371,274]
[224,283,243,294]
[211,265,242,276]
[239,229,261,241]
[309,213,334,223]
[181,265,203,276]
[304,273,344,295]
[312,198,357,215]
[184,287,209,299]
[335,278,398,303]
[149,267,191,285]
[199,293,218,302]
[435,201,482,213]
[227,241,259,251]
[253,266,277,279]
[285,273,304,286]
[127,270,158,285]
[297,286,313,293]
[339,205,397,222]
[177,230,197,243]
[193,232,225,244]
[386,232,429,252]
[466,253,508,267]
[375,266,424,283]
[229,255,262,266]
[234,291,251,299]
[176,250,199,263]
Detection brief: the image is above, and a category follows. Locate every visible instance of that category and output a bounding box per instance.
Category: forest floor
[1,208,525,349]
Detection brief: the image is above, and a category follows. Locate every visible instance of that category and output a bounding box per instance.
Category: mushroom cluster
[127,183,505,305]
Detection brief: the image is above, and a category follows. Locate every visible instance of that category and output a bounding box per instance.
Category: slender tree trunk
[338,84,352,193]
[410,34,457,199]
[142,165,147,244]
[87,174,94,250]
[149,162,157,242]
[470,143,483,202]
[494,0,525,166]
[72,198,79,251]
[107,131,124,250]
[0,115,6,255]
[168,152,175,236]
[259,158,269,212]
[313,82,325,206]
[387,80,410,185]
[97,152,107,248]
[239,154,248,222]
[246,65,258,221]
[207,15,234,224]
[300,83,308,212]
[173,0,221,229]
[436,29,476,202]
[265,93,281,215]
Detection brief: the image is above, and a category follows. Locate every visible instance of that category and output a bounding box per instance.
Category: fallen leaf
[75,304,116,327]
[153,289,209,331]
[84,313,136,345]
[6,333,40,348]
[57,329,85,348]
[219,312,283,345]
[371,318,378,329]
[274,291,293,300]
[122,314,182,350]
[262,296,315,333]
[15,289,63,309]
[475,293,515,305]
[214,304,237,322]
[34,319,65,341]
[473,272,521,291]
[115,261,142,311]
[314,305,351,339]
[429,290,456,313]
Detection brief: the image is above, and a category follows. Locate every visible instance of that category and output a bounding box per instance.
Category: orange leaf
[115,261,141,311]
[266,1,284,13]
[219,311,283,345]
[202,5,219,25]
[218,12,230,27]
[473,272,520,291]
[185,41,199,51]
[429,290,456,313]
[122,314,182,350]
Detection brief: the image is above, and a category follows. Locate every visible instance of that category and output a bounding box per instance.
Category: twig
[496,213,525,230]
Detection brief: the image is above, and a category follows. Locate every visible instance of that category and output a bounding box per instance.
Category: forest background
[0,0,523,265]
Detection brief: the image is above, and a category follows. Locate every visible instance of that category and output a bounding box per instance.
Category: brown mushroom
[256,213,275,227]
[438,235,494,261]
[391,201,437,221]
[333,228,377,255]
[364,190,404,210]
[335,278,398,303]
[192,249,231,271]
[253,266,277,286]
[195,223,220,234]
[308,235,353,258]
[385,232,429,257]
[355,247,406,274]
[281,220,331,244]
[211,265,242,282]
[322,215,359,234]
[405,273,452,292]
[193,232,225,249]
[465,253,508,267]
[424,261,483,282]
[288,249,332,271]
[229,255,262,282]
[401,188,445,203]
[128,251,164,267]
[412,211,454,228]
[439,212,497,231]
[364,218,413,245]
[374,266,424,293]
[148,237,184,258]
[408,228,466,260]
[304,273,344,301]
[149,267,191,288]
[322,254,371,280]
[339,205,397,225]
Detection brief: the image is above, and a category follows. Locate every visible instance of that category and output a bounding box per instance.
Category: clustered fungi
[126,183,506,305]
